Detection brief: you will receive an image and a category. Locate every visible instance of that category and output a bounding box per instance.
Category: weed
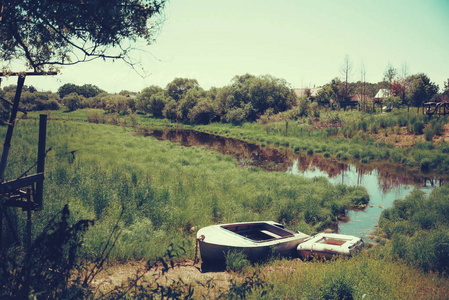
[225,249,250,272]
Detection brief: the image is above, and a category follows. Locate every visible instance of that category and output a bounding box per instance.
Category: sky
[1,0,449,93]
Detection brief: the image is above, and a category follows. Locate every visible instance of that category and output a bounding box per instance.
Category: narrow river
[144,129,445,237]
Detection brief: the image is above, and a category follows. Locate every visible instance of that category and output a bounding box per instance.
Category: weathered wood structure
[424,102,449,118]
[0,72,56,249]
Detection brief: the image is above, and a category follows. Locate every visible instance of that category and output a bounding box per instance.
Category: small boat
[197,221,310,262]
[297,232,364,259]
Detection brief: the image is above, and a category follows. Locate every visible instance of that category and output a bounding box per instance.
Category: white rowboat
[297,232,364,259]
[197,221,310,262]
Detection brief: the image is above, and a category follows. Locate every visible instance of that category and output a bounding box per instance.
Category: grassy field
[3,115,368,259]
[40,108,449,176]
[2,109,448,298]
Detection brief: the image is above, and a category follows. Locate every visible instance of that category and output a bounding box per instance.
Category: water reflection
[143,129,446,237]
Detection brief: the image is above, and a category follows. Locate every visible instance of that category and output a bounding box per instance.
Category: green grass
[3,113,449,298]
[378,185,449,273]
[1,118,368,261]
[237,253,449,299]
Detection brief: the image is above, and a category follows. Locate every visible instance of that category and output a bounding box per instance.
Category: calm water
[287,161,435,237]
[145,129,445,237]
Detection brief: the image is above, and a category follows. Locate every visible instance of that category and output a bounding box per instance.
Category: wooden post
[35,114,47,209]
[0,206,3,250]
[0,75,25,180]
[26,190,32,250]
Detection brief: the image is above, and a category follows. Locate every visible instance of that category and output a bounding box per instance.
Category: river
[144,129,445,237]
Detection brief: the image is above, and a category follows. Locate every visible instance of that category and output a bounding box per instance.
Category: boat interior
[221,222,294,242]
[315,237,349,246]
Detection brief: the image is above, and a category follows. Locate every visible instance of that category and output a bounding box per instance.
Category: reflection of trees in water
[145,129,446,190]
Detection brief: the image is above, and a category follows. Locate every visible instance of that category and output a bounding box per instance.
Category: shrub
[420,158,432,172]
[319,271,354,300]
[188,99,217,124]
[413,121,425,135]
[225,249,250,272]
[431,121,444,136]
[424,126,434,141]
[438,141,449,154]
[63,92,82,111]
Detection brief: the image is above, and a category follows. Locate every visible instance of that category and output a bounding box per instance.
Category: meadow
[3,115,368,260]
[2,109,449,298]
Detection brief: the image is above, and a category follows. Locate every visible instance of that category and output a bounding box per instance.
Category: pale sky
[2,0,449,93]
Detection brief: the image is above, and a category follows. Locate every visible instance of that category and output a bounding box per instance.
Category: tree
[391,79,405,98]
[148,92,167,117]
[217,74,295,122]
[188,98,217,124]
[136,85,164,113]
[57,83,104,99]
[177,88,204,121]
[383,62,397,90]
[360,61,367,106]
[57,83,78,99]
[0,0,166,72]
[408,74,439,106]
[166,78,200,102]
[78,84,105,98]
[439,79,449,103]
[329,77,345,102]
[340,55,352,102]
[316,85,336,103]
[63,92,82,111]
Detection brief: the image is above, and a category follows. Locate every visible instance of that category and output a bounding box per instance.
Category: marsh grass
[3,111,449,298]
[30,109,449,176]
[244,253,449,299]
[378,186,449,273]
[1,118,369,261]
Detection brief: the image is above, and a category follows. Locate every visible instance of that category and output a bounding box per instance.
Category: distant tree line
[1,72,448,125]
[136,74,296,124]
[315,73,440,107]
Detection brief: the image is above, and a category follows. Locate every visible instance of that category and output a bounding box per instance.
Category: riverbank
[3,110,448,298]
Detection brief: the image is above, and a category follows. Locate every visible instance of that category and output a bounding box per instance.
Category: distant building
[374,89,390,102]
[292,87,322,99]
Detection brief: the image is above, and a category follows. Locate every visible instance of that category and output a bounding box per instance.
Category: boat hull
[197,221,309,262]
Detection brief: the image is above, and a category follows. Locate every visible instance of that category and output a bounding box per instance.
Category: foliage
[135,85,165,114]
[217,74,295,122]
[103,94,131,115]
[0,0,167,72]
[378,185,449,273]
[188,98,218,124]
[58,83,104,99]
[407,73,439,106]
[62,92,83,111]
[3,117,370,261]
[225,249,250,272]
[383,95,401,110]
[166,78,200,102]
[0,205,94,299]
[1,85,61,113]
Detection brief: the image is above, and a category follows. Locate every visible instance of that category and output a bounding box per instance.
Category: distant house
[292,87,322,99]
[374,89,390,102]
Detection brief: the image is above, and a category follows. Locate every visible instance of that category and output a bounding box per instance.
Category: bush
[424,126,434,141]
[319,271,354,300]
[225,249,250,272]
[188,99,217,124]
[413,121,425,135]
[63,92,82,111]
